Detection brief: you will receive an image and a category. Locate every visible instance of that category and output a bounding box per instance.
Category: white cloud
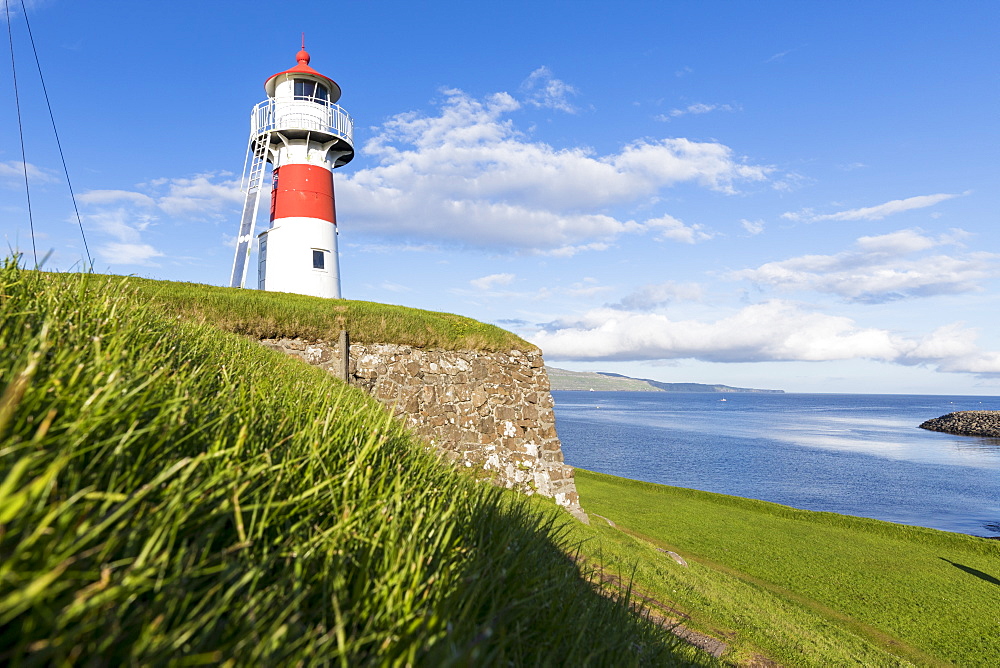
[341,87,771,254]
[77,172,243,267]
[350,242,440,254]
[529,301,1000,376]
[608,281,705,311]
[531,301,902,363]
[644,214,711,243]
[96,242,164,266]
[741,219,765,235]
[520,66,579,113]
[86,208,156,244]
[905,324,1000,374]
[765,48,799,63]
[150,174,244,216]
[534,241,612,258]
[80,172,242,219]
[379,281,412,293]
[471,272,515,290]
[78,190,157,207]
[565,278,611,298]
[783,192,966,222]
[733,228,999,303]
[0,1,50,23]
[655,103,740,121]
[0,160,58,185]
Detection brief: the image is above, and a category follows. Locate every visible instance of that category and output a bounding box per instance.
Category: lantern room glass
[294,80,329,102]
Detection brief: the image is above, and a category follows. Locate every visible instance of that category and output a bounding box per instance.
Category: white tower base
[258,217,341,299]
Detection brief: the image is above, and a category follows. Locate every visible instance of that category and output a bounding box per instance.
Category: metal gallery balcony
[249,96,354,153]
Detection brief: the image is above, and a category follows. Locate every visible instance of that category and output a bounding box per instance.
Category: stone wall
[260,338,586,521]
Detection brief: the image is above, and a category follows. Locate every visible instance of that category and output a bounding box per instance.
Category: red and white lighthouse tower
[229,41,354,298]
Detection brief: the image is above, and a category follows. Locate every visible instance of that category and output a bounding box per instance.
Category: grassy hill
[546,367,663,391]
[0,263,707,665]
[9,263,992,665]
[556,470,1000,666]
[547,367,783,393]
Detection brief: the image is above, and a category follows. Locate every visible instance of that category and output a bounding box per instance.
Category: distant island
[546,367,784,394]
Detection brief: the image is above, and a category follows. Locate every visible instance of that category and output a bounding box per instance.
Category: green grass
[561,469,1000,666]
[102,273,532,351]
[0,264,707,665]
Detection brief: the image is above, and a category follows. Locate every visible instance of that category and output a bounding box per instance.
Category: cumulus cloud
[340,87,771,254]
[529,301,1000,375]
[904,325,1000,374]
[783,192,966,222]
[85,208,164,266]
[78,172,243,267]
[645,214,711,243]
[733,228,999,303]
[81,173,242,219]
[532,301,902,363]
[145,174,244,216]
[471,272,515,290]
[86,208,156,243]
[520,66,579,113]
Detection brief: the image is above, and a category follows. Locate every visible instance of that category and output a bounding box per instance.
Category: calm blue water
[552,391,1000,536]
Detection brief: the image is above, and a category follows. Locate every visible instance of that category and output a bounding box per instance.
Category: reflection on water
[553,391,1000,536]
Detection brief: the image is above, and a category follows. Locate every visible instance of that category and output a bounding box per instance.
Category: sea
[551,391,1000,537]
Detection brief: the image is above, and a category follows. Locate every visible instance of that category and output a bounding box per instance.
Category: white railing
[249,97,354,147]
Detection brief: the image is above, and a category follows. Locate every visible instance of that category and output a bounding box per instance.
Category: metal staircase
[228,132,271,288]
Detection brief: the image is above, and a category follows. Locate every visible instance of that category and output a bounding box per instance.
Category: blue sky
[2,0,999,394]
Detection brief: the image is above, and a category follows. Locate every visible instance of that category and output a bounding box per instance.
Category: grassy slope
[561,469,1000,667]
[0,266,707,665]
[122,275,533,351]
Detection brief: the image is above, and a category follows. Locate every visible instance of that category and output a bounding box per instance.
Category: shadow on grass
[940,558,1000,587]
[416,498,706,666]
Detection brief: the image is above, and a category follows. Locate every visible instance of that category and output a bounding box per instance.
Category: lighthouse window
[294,80,329,102]
[312,249,326,269]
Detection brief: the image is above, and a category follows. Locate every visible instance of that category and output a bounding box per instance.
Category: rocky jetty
[919,411,1000,437]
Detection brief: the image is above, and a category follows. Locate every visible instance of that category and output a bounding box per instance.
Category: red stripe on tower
[270,164,336,224]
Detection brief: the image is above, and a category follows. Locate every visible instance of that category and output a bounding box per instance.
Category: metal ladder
[228,132,271,288]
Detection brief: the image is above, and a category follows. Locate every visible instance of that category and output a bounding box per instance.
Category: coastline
[552,390,1000,538]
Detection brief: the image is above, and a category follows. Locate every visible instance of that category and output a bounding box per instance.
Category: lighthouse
[229,41,354,298]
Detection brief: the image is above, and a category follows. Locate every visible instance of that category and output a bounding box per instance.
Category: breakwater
[919,410,1000,437]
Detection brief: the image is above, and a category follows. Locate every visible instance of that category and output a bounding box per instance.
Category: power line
[21,0,92,268]
[5,0,37,267]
